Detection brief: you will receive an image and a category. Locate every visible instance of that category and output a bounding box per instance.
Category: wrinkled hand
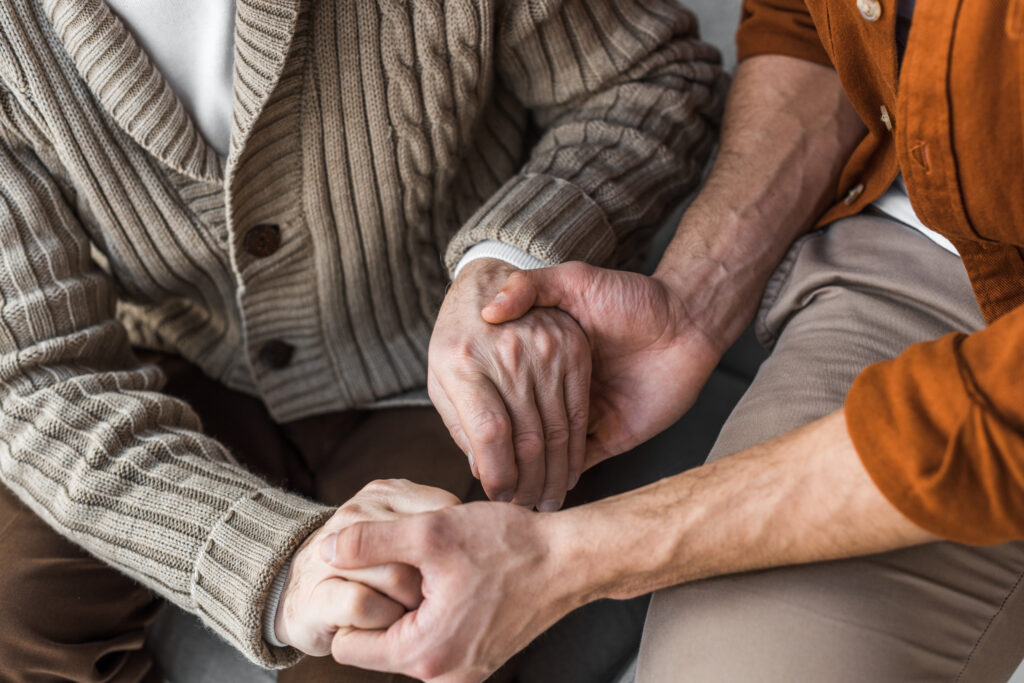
[322,502,575,683]
[481,262,721,463]
[428,258,591,511]
[274,479,460,656]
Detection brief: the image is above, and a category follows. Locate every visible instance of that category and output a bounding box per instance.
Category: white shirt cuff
[262,558,292,648]
[453,240,548,279]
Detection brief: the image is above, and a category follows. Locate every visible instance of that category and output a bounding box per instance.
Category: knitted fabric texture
[0,0,725,667]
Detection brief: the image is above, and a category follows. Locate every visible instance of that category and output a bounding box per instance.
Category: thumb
[481,263,588,324]
[321,518,418,570]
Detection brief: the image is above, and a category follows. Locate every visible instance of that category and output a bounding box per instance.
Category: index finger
[439,368,518,502]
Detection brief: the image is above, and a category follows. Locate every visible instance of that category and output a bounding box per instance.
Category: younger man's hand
[482,262,722,462]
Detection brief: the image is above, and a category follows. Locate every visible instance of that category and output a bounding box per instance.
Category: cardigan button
[243,224,281,258]
[857,0,882,21]
[259,340,294,369]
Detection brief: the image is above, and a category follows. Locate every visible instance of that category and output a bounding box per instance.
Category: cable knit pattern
[0,0,725,668]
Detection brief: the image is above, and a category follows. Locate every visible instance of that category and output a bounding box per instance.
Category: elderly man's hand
[321,501,578,683]
[428,258,591,511]
[274,479,460,656]
[481,262,722,463]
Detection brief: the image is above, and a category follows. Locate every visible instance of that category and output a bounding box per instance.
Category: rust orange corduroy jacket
[736,0,1024,545]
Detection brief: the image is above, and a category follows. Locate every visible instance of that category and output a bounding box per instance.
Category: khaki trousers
[0,354,475,683]
[637,214,1024,682]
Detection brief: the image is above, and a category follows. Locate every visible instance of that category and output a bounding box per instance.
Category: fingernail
[491,291,506,304]
[320,533,337,562]
[466,449,475,469]
[496,491,513,503]
[569,472,580,489]
[538,500,560,513]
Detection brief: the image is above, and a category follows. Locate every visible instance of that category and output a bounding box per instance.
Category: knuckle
[505,269,530,289]
[443,345,479,374]
[485,471,518,496]
[358,479,387,495]
[340,501,367,520]
[424,487,461,508]
[567,407,589,430]
[378,563,403,588]
[415,515,449,552]
[452,343,478,366]
[495,334,522,363]
[376,478,406,493]
[514,431,545,460]
[471,410,511,445]
[389,563,418,590]
[532,331,554,357]
[345,586,373,622]
[415,653,448,680]
[545,424,571,448]
[563,260,591,281]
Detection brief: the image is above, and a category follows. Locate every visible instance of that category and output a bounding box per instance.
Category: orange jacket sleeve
[845,304,1024,545]
[736,0,832,67]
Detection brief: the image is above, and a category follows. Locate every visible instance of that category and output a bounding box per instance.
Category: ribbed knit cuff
[453,240,548,279]
[262,558,292,648]
[191,488,334,668]
[445,173,616,277]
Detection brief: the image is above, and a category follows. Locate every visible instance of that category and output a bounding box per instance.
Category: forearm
[655,54,865,352]
[446,0,726,273]
[546,410,936,605]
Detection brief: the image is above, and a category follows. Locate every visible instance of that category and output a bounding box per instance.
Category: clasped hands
[277,259,720,681]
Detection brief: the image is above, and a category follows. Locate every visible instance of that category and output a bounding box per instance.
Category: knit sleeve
[845,304,1024,545]
[0,131,332,667]
[736,0,832,67]
[444,0,728,273]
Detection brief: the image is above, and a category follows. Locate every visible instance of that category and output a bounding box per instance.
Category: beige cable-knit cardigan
[0,0,725,667]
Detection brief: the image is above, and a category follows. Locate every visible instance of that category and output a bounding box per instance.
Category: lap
[2,352,472,682]
[0,479,163,683]
[638,215,1024,682]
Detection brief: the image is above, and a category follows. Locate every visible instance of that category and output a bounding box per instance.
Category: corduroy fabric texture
[0,0,725,668]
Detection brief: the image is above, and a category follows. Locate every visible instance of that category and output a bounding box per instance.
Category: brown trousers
[0,353,476,682]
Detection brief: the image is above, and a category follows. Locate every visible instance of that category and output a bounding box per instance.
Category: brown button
[243,224,281,257]
[259,340,294,369]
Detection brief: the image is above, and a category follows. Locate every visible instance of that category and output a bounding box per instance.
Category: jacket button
[243,224,281,257]
[857,0,882,21]
[879,105,893,132]
[843,182,866,205]
[259,340,294,369]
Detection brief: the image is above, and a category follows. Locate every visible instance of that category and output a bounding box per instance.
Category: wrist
[651,209,780,355]
[264,557,293,648]
[531,510,599,613]
[535,502,653,607]
[538,479,704,605]
[450,257,518,294]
